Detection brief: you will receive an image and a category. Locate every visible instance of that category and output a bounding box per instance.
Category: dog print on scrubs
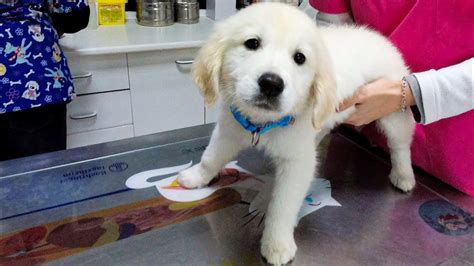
[51,43,62,63]
[22,81,41,100]
[28,25,45,42]
[0,0,89,113]
[26,7,44,20]
[45,66,66,89]
[3,39,33,67]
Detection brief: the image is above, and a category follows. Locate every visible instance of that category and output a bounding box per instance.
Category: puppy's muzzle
[258,72,284,99]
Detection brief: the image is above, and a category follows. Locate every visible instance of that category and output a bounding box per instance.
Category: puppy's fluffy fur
[178,3,415,265]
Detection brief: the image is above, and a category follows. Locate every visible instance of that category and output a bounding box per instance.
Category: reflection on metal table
[0,124,473,265]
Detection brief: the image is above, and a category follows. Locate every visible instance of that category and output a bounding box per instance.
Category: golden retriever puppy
[178,3,415,265]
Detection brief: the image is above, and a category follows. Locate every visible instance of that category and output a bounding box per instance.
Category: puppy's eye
[293,52,306,65]
[244,38,260,50]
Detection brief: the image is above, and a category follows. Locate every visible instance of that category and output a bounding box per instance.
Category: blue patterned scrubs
[0,0,89,114]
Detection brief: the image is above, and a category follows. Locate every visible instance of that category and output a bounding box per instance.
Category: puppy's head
[192,3,336,128]
[26,81,39,91]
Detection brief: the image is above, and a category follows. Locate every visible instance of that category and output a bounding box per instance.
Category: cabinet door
[67,125,134,149]
[66,53,129,95]
[128,49,204,136]
[67,90,133,134]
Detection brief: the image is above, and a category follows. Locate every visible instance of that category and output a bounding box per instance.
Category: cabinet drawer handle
[70,111,98,120]
[175,60,194,65]
[72,72,93,80]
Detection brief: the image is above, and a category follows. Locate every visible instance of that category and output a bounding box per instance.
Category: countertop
[58,3,318,56]
[60,17,215,56]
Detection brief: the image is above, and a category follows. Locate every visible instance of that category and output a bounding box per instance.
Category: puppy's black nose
[258,72,284,98]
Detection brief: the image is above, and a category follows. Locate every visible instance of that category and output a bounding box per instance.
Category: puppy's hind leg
[177,125,245,188]
[376,111,416,192]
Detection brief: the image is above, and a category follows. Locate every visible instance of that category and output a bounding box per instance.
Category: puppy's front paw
[389,169,415,192]
[261,229,297,265]
[177,164,214,188]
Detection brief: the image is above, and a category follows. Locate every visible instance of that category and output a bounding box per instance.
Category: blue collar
[230,106,295,146]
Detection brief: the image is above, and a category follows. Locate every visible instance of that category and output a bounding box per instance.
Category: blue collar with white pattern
[230,106,295,146]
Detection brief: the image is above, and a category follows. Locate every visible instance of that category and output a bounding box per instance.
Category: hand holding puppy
[339,78,416,126]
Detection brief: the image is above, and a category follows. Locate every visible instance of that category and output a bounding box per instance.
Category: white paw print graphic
[45,95,52,103]
[41,60,48,66]
[13,106,21,112]
[1,77,9,85]
[45,46,51,53]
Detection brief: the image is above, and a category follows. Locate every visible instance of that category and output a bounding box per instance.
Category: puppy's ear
[311,43,338,131]
[192,26,227,106]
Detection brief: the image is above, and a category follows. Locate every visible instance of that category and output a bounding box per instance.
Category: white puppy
[177,3,415,265]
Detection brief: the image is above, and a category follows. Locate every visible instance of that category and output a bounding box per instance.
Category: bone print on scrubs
[0,0,89,114]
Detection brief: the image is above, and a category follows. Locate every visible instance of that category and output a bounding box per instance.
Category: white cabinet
[128,49,205,136]
[65,52,132,148]
[67,53,129,95]
[66,48,208,148]
[67,125,134,149]
[67,90,133,134]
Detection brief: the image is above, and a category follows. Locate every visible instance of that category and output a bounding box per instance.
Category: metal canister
[137,0,174,27]
[175,1,200,24]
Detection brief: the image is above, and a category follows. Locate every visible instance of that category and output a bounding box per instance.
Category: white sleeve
[413,58,474,124]
[316,12,354,26]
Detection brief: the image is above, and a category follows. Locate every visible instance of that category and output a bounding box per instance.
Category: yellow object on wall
[97,0,128,25]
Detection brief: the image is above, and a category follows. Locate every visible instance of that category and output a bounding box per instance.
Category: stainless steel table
[1,124,473,265]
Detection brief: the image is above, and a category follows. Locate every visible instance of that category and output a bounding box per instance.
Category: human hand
[338,78,415,126]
